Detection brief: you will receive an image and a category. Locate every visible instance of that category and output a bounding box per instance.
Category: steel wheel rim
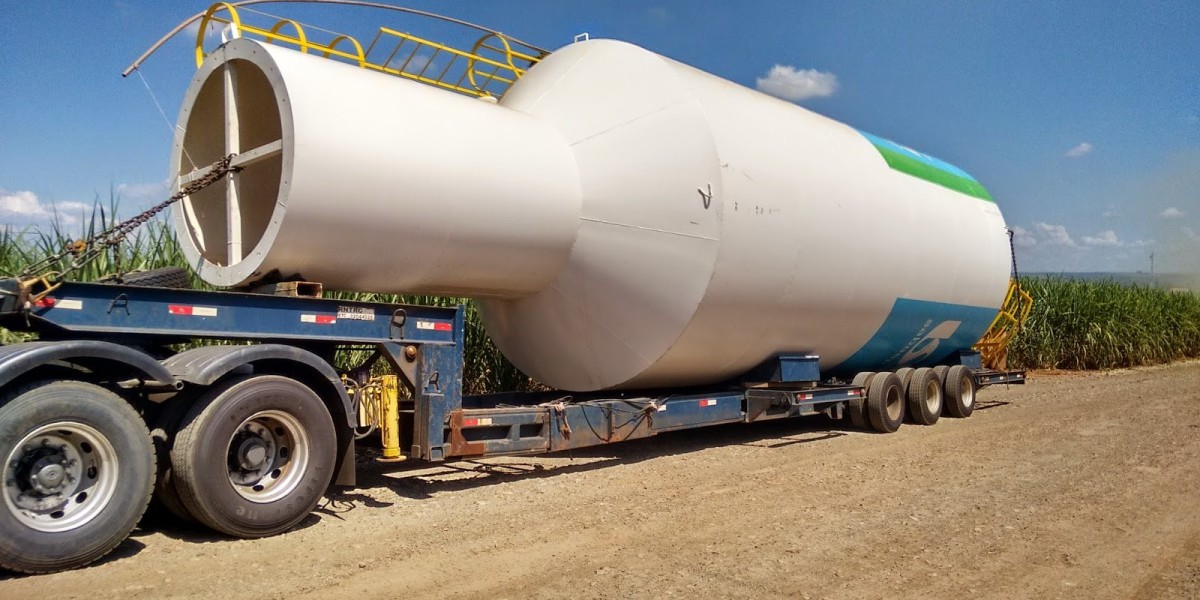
[226,409,310,503]
[925,379,941,413]
[885,386,903,421]
[3,422,119,533]
[960,378,975,409]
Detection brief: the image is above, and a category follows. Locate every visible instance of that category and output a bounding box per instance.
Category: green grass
[3,201,1198,386]
[1007,276,1200,370]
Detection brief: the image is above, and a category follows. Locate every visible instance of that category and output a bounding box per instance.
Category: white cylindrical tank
[172,38,1011,392]
[171,39,581,297]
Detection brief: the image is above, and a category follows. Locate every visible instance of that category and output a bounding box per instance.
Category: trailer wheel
[905,368,942,425]
[943,365,977,418]
[148,397,197,524]
[171,375,336,538]
[932,365,950,385]
[848,372,875,429]
[0,380,154,574]
[866,372,904,433]
[894,367,915,390]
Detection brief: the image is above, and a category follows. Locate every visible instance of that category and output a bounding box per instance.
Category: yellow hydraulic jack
[376,375,406,463]
[350,374,407,463]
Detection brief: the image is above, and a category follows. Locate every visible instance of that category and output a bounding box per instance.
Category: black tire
[944,365,977,418]
[848,372,875,429]
[100,267,190,289]
[894,367,915,391]
[866,372,904,433]
[148,397,197,524]
[0,380,154,574]
[171,375,336,538]
[905,368,943,425]
[932,365,950,385]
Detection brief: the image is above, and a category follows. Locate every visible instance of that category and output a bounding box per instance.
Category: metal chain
[1007,228,1020,283]
[1007,227,1028,336]
[17,154,238,282]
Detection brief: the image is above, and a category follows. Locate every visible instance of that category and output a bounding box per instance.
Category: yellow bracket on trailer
[974,279,1033,369]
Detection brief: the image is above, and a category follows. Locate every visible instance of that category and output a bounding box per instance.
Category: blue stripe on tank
[833,298,999,374]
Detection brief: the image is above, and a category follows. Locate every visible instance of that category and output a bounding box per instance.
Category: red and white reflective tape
[796,393,814,401]
[848,389,862,396]
[415,320,452,332]
[698,398,717,407]
[35,298,83,310]
[462,417,493,427]
[300,314,337,325]
[168,305,218,317]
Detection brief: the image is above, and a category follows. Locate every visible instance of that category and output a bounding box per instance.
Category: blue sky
[1,1,1197,273]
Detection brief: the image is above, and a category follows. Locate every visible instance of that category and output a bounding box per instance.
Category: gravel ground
[2,360,1198,599]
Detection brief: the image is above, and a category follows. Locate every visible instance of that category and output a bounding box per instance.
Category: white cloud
[116,179,170,202]
[390,52,433,73]
[1077,230,1154,248]
[1064,142,1093,158]
[1080,230,1119,247]
[1184,226,1199,240]
[755,65,838,102]
[1011,225,1037,248]
[1034,222,1076,247]
[1101,207,1118,218]
[0,190,43,217]
[183,18,222,41]
[1160,207,1185,219]
[0,189,90,228]
[1013,223,1078,248]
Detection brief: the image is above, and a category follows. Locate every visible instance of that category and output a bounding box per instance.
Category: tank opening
[178,57,283,267]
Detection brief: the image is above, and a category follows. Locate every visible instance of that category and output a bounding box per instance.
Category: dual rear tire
[866,372,905,433]
[167,375,337,538]
[943,365,977,418]
[848,364,978,433]
[905,367,943,426]
[0,375,338,574]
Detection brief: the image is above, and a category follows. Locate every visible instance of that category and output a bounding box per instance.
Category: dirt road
[2,361,1198,599]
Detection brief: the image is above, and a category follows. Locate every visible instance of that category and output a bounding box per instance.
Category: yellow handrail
[974,279,1034,369]
[194,2,545,99]
[266,19,308,53]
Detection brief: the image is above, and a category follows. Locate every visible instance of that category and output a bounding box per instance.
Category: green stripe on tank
[857,130,995,202]
[873,144,994,201]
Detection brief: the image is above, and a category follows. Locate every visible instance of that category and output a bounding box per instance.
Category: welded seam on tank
[578,218,716,241]
[567,99,691,148]
[520,47,586,112]
[715,244,809,376]
[618,80,732,385]
[546,280,654,376]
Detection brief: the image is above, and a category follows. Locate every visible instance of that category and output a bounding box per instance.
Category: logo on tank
[834,298,998,373]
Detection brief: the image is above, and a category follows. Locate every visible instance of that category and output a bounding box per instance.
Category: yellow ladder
[194,2,547,99]
[974,279,1033,369]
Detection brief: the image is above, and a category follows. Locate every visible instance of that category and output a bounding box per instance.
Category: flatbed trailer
[0,276,1024,574]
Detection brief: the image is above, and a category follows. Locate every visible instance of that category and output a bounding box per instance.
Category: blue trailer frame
[0,276,1027,574]
[0,278,1024,464]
